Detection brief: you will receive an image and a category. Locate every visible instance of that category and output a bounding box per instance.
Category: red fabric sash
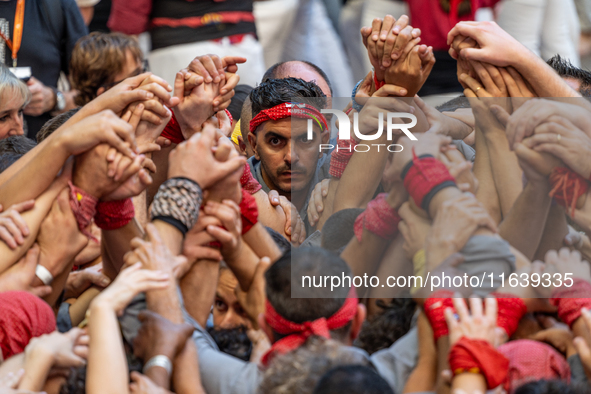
[68,182,98,241]
[240,163,262,195]
[329,138,358,179]
[240,188,258,234]
[94,198,135,231]
[261,287,359,366]
[249,103,328,133]
[403,151,456,210]
[549,167,588,217]
[449,337,509,389]
[492,293,528,337]
[353,193,400,242]
[424,289,455,340]
[550,278,591,328]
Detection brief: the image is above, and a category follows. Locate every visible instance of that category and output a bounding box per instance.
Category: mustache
[276,162,306,176]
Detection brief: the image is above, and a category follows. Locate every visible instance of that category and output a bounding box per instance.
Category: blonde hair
[0,64,31,109]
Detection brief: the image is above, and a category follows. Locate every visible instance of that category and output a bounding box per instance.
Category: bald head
[263,60,332,98]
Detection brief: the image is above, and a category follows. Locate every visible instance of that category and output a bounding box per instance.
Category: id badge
[9,66,31,82]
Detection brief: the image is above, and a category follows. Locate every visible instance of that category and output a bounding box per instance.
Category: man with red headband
[247,77,332,237]
[188,247,418,394]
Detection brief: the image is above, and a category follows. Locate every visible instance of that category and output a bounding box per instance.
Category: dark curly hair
[355,298,416,355]
[249,77,326,119]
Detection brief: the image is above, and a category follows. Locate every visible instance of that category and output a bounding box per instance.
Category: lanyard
[0,0,25,67]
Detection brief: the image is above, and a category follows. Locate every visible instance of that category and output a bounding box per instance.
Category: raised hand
[91,262,169,315]
[0,200,34,250]
[444,297,498,346]
[0,244,52,297]
[167,123,246,190]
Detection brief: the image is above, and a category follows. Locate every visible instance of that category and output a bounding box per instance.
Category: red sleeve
[108,0,152,35]
[479,0,502,8]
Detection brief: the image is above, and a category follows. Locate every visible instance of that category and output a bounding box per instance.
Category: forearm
[473,128,502,223]
[242,223,281,261]
[484,130,523,217]
[173,341,206,394]
[40,263,73,308]
[102,218,144,274]
[403,357,438,393]
[0,137,69,207]
[146,277,184,324]
[534,205,569,260]
[450,374,487,394]
[333,137,389,213]
[152,219,183,255]
[516,52,580,98]
[0,180,66,274]
[225,242,258,291]
[18,347,54,392]
[87,302,129,394]
[499,180,551,260]
[68,287,101,326]
[180,259,219,327]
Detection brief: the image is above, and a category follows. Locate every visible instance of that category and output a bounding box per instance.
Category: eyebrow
[0,105,26,118]
[265,131,287,139]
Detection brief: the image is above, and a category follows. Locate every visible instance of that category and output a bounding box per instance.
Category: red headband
[249,102,328,133]
[261,287,358,366]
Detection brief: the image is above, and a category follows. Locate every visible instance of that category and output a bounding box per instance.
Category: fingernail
[391,53,399,60]
[273,197,279,203]
[146,92,154,99]
[400,89,407,96]
[372,34,378,41]
[317,205,322,211]
[101,278,110,286]
[380,34,387,40]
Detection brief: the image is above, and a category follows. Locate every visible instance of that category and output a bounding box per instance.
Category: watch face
[57,92,66,111]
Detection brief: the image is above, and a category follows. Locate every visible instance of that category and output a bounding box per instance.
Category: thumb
[30,285,52,298]
[490,105,510,128]
[268,190,280,206]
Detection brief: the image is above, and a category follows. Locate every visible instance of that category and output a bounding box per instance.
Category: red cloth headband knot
[249,102,328,133]
[261,287,358,366]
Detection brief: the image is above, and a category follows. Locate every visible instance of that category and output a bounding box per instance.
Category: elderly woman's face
[0,91,25,140]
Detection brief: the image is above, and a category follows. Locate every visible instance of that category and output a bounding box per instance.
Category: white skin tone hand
[0,200,34,250]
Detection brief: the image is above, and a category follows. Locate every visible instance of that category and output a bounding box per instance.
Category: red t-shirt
[405,0,500,50]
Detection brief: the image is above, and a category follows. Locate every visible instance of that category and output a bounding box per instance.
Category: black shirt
[0,0,87,138]
[149,0,256,51]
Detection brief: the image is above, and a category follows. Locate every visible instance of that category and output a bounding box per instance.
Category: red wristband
[550,279,591,328]
[491,294,528,337]
[240,163,262,195]
[94,198,135,230]
[549,167,588,218]
[373,72,385,90]
[224,109,233,124]
[161,112,184,145]
[424,290,455,341]
[329,138,357,179]
[68,182,98,240]
[449,337,509,390]
[353,193,400,242]
[403,152,456,211]
[240,188,258,234]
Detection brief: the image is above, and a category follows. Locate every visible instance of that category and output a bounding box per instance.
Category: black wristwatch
[52,88,66,112]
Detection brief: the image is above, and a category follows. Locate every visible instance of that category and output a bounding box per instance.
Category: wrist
[46,87,57,113]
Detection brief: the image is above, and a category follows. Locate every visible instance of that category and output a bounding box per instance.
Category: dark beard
[207,325,253,361]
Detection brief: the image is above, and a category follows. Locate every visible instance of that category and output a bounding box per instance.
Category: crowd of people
[3,1,591,394]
